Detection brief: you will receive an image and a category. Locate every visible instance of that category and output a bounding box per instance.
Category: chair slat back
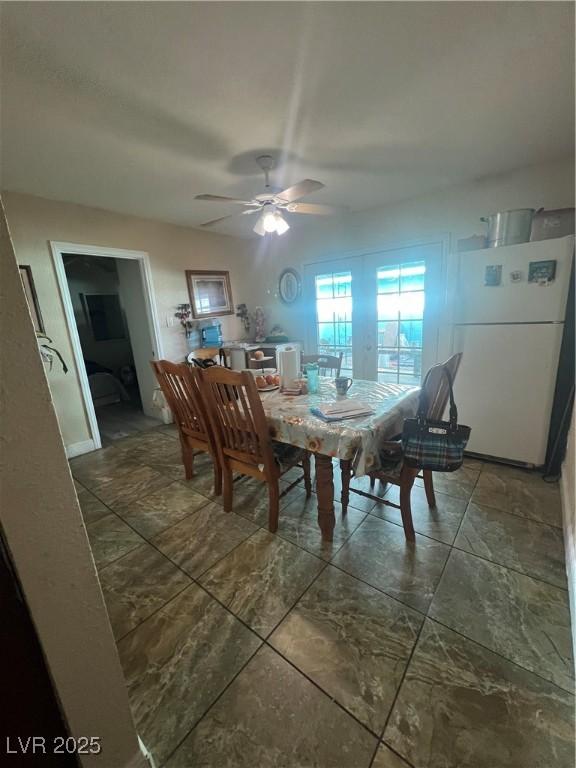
[151,360,211,443]
[302,352,343,377]
[421,353,463,421]
[201,367,275,472]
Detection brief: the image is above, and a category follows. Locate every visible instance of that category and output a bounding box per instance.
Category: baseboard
[65,439,96,458]
[560,469,575,660]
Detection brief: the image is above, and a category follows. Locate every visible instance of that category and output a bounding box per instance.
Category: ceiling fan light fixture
[253,206,289,236]
[273,211,290,235]
[262,208,278,233]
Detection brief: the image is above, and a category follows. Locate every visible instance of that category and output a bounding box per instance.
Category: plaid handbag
[401,366,471,472]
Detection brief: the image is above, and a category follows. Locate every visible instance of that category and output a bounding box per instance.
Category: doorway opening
[52,243,164,452]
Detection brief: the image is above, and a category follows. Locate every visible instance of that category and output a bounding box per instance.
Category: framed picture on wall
[186,270,234,318]
[19,264,45,333]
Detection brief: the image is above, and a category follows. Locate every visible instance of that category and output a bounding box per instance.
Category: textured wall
[244,156,576,347]
[0,197,146,768]
[3,191,253,449]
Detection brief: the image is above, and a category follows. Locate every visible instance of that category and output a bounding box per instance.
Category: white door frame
[51,241,164,452]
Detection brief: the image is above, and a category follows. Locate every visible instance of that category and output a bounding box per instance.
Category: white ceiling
[1,2,574,237]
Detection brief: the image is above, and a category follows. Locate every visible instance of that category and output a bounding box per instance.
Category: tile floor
[70,426,575,768]
[96,399,164,445]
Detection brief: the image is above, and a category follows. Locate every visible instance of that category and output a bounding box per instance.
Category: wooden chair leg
[423,470,436,508]
[183,449,194,480]
[340,459,351,516]
[399,465,417,542]
[222,466,233,512]
[369,474,376,488]
[268,480,280,533]
[302,452,312,497]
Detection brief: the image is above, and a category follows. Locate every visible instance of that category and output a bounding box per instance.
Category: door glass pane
[378,321,399,348]
[377,266,400,294]
[314,271,353,375]
[400,262,425,292]
[399,350,422,385]
[398,291,425,320]
[399,320,423,348]
[377,261,425,385]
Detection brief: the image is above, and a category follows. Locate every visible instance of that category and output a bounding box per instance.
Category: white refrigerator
[451,235,573,466]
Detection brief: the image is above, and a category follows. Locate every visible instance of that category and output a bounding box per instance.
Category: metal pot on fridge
[480,208,540,248]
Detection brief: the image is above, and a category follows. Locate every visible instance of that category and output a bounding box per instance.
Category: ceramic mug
[335,377,353,396]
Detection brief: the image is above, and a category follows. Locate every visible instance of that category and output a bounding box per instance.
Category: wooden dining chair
[301,351,344,377]
[200,367,312,532]
[342,353,463,541]
[151,360,221,494]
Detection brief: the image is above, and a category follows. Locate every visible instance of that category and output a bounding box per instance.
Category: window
[377,261,425,385]
[314,271,353,375]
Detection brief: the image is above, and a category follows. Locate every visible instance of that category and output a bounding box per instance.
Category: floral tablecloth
[259,378,420,477]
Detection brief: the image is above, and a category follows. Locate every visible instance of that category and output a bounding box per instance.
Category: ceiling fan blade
[200,214,238,227]
[200,207,261,228]
[195,194,255,205]
[276,179,325,203]
[285,202,341,215]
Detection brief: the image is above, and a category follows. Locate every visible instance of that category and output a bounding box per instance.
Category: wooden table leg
[340,458,351,516]
[315,453,335,541]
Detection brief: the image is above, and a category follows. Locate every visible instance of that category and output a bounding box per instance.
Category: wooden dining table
[259,378,420,541]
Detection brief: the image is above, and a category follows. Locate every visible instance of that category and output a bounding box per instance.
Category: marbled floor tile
[384,619,575,768]
[228,476,307,527]
[455,502,567,588]
[282,461,316,485]
[199,529,324,637]
[472,468,562,527]
[159,423,179,439]
[115,431,188,480]
[113,429,176,459]
[429,550,574,693]
[372,744,413,768]
[332,516,450,613]
[99,543,191,639]
[278,494,367,560]
[182,453,221,499]
[69,445,141,490]
[480,462,543,482]
[93,465,173,508]
[372,485,467,545]
[270,566,422,734]
[462,457,483,471]
[165,646,377,768]
[86,513,144,569]
[331,472,385,515]
[414,465,480,501]
[76,486,110,525]
[118,584,261,767]
[115,481,209,538]
[152,502,258,578]
[142,446,190,482]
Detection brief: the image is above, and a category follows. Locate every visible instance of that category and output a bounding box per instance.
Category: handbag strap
[417,365,458,429]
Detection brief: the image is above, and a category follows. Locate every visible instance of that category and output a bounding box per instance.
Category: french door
[303,242,443,383]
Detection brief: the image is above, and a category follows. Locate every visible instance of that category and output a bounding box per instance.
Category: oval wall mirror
[278,268,302,304]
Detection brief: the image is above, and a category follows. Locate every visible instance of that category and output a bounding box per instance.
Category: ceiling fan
[195,155,340,236]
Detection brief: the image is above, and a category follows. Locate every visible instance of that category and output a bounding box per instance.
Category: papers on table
[311,400,374,422]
